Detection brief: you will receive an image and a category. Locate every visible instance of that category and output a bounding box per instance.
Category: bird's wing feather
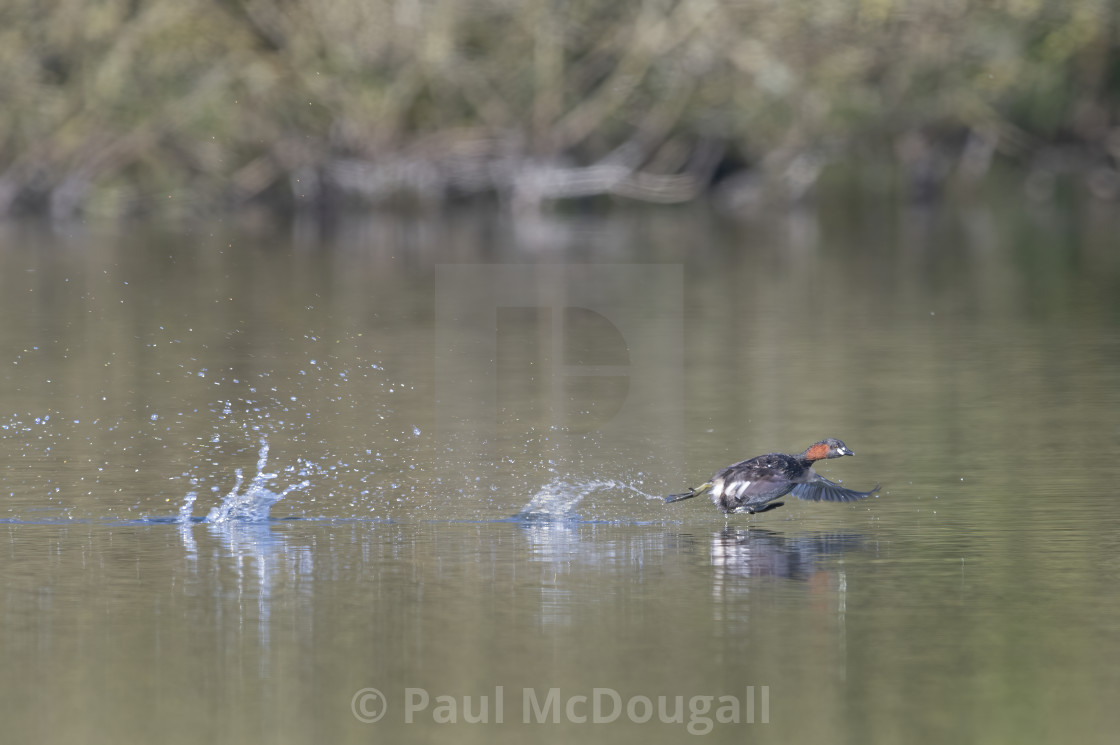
[791,477,879,503]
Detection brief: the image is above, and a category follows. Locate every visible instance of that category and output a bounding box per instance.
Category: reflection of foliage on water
[1,0,1117,216]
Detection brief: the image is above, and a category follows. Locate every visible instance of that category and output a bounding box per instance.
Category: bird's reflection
[709,527,869,680]
[710,527,867,582]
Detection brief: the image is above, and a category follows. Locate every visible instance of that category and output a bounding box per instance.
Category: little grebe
[665,438,879,515]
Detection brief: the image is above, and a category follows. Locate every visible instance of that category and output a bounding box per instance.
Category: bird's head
[804,438,854,461]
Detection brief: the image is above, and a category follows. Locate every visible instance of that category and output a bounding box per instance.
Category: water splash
[514,477,657,521]
[198,440,309,524]
[179,488,198,523]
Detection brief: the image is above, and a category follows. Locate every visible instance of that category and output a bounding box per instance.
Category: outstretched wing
[791,476,879,503]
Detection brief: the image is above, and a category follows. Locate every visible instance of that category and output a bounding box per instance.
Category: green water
[1,198,1119,744]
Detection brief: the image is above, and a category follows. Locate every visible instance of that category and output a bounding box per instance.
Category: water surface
[2,199,1119,743]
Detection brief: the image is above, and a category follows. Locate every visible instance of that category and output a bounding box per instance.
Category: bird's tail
[664,482,712,504]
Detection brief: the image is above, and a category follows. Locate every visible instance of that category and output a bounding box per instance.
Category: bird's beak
[841,447,854,456]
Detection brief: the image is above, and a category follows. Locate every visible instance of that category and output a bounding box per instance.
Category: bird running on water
[665,438,879,515]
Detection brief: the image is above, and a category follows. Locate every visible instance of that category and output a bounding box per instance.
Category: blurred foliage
[0,0,1117,216]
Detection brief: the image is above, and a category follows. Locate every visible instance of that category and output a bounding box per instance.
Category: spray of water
[186,439,310,524]
[514,477,661,521]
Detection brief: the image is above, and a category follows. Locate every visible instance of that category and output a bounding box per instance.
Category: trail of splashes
[515,478,659,521]
[179,490,197,523]
[195,439,309,524]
